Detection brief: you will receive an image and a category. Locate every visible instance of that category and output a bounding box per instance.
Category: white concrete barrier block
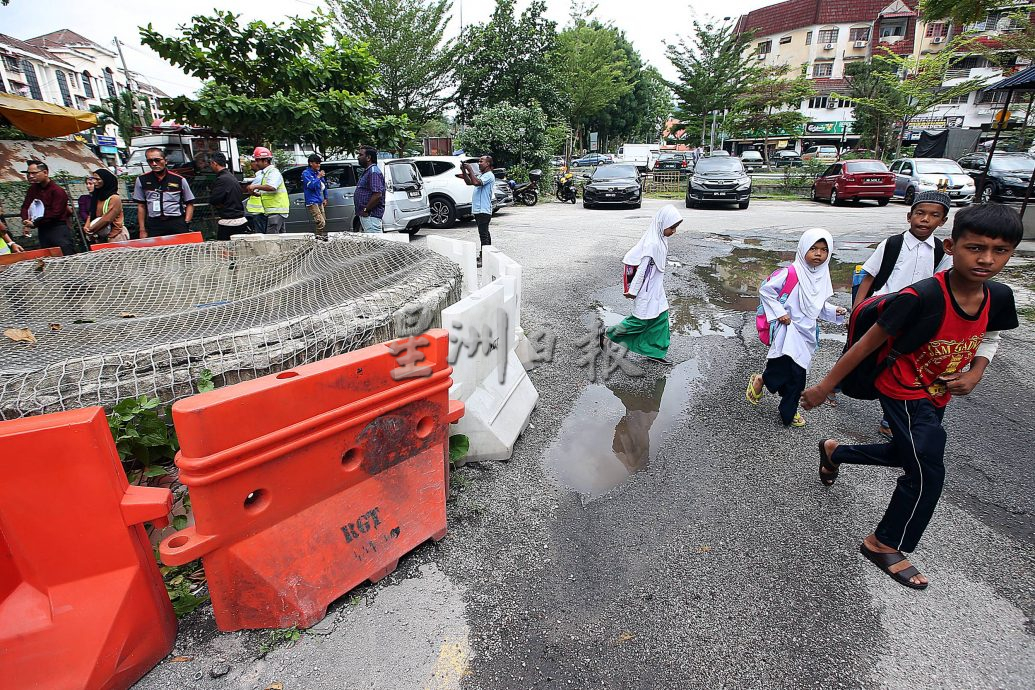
[442,280,538,462]
[427,235,478,296]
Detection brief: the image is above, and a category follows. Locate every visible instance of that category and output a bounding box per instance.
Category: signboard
[907,116,965,130]
[97,135,117,146]
[804,121,854,135]
[99,145,118,154]
[590,132,598,152]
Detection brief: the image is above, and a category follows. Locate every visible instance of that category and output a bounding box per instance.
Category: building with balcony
[0,29,168,158]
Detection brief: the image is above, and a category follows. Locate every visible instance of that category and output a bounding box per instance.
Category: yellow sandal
[745,374,764,405]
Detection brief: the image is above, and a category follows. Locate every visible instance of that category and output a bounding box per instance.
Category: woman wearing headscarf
[605,204,683,364]
[746,227,847,427]
[84,168,129,243]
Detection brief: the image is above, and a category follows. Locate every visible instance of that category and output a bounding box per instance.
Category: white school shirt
[861,232,953,296]
[759,267,844,370]
[626,258,668,320]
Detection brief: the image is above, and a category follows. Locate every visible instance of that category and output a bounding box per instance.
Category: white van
[616,143,662,171]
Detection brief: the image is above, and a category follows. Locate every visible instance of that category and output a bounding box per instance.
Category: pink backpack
[755,265,798,346]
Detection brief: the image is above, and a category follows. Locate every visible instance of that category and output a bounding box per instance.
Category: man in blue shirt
[458,154,495,266]
[355,145,385,233]
[302,154,328,236]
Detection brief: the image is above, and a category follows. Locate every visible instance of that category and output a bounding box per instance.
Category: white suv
[412,155,483,229]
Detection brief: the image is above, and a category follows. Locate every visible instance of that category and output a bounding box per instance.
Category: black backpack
[853,232,946,302]
[839,277,945,400]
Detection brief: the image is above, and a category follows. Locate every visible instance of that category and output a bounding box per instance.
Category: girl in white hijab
[605,205,683,364]
[746,227,847,427]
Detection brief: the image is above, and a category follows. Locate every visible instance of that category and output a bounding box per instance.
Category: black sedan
[957,152,1035,203]
[773,149,803,167]
[654,152,693,176]
[583,164,642,209]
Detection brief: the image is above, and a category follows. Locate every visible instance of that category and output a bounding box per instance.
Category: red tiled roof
[0,33,74,67]
[26,30,107,53]
[811,78,849,94]
[736,0,919,37]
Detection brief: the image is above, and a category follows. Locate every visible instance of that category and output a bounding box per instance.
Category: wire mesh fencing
[0,235,462,419]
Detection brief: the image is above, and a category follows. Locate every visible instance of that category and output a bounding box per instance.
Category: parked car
[773,149,803,167]
[801,145,839,163]
[582,164,642,209]
[890,158,975,206]
[571,153,611,167]
[740,150,764,171]
[550,155,565,168]
[615,143,661,171]
[411,155,488,229]
[686,156,751,209]
[957,152,1035,203]
[282,158,429,234]
[654,152,693,176]
[708,149,731,157]
[811,159,894,206]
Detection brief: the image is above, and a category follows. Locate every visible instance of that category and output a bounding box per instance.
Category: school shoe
[790,413,806,428]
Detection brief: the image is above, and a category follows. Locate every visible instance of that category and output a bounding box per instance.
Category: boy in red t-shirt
[801,203,1022,590]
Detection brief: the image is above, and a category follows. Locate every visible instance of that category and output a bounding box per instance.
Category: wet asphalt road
[135,198,1034,690]
[430,198,1035,689]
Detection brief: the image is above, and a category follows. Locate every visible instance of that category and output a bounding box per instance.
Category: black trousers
[762,355,806,425]
[145,216,189,237]
[475,213,492,249]
[831,394,946,553]
[38,223,75,255]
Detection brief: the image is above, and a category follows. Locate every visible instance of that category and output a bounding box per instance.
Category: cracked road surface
[135,199,1034,690]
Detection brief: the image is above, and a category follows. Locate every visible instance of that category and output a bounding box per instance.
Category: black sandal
[817,439,839,486]
[859,542,929,590]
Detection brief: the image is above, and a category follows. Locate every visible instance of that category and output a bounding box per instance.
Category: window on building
[757,40,772,55]
[21,61,43,100]
[849,27,870,42]
[0,78,6,94]
[818,28,838,44]
[879,19,907,38]
[926,22,949,38]
[779,36,792,45]
[973,11,1024,32]
[806,31,813,45]
[55,70,72,107]
[808,96,828,108]
[82,71,94,98]
[812,63,834,78]
[103,68,116,98]
[978,89,1007,104]
[2,54,19,73]
[941,92,971,105]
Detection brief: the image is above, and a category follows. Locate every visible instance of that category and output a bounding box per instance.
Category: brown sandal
[859,542,928,590]
[818,439,839,486]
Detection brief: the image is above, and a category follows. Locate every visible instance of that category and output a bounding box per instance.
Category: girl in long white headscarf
[746,227,847,427]
[605,204,683,363]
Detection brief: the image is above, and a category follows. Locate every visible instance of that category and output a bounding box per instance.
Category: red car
[812,159,895,206]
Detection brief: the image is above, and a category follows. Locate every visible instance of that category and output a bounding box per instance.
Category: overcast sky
[1,0,772,97]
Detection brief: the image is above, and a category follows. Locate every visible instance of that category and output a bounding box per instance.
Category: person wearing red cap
[132,147,195,237]
[245,147,289,234]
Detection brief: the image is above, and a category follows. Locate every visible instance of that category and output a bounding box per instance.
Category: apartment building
[0,29,167,154]
[732,0,1029,152]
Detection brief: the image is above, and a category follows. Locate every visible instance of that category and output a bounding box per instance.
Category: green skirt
[606,310,670,359]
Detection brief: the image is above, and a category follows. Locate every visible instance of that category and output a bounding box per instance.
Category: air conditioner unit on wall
[854,40,868,48]
[932,36,944,44]
[826,102,837,108]
[756,53,766,60]
[824,42,835,50]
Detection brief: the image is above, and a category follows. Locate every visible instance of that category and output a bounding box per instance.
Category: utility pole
[113,37,144,126]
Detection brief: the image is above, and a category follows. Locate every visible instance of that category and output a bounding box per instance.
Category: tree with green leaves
[456,0,559,123]
[455,101,550,169]
[920,0,997,26]
[832,36,990,156]
[842,61,904,158]
[328,0,458,140]
[552,18,634,151]
[91,90,150,145]
[139,10,409,154]
[727,65,814,162]
[667,19,758,147]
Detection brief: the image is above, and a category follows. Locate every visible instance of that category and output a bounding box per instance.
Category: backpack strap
[779,264,798,298]
[880,276,946,375]
[934,237,945,267]
[870,233,904,296]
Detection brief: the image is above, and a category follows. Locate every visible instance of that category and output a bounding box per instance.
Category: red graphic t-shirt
[875,271,1016,407]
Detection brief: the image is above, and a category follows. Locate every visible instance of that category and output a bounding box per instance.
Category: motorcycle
[510,168,541,206]
[555,169,577,204]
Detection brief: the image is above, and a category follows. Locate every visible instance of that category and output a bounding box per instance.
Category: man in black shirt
[208,153,248,240]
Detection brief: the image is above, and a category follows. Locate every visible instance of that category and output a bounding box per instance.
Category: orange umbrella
[0,93,98,137]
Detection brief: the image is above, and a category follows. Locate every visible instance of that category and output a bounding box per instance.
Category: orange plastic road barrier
[0,246,62,265]
[0,407,176,690]
[90,231,204,251]
[159,329,464,631]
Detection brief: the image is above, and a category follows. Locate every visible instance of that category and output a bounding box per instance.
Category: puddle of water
[597,300,738,339]
[543,360,700,498]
